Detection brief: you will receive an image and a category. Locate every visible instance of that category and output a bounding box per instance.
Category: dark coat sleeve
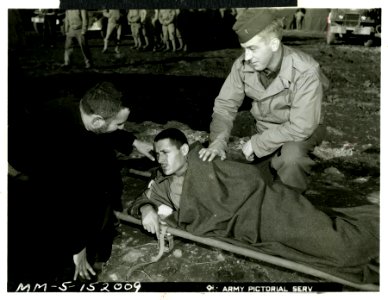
[103,129,136,155]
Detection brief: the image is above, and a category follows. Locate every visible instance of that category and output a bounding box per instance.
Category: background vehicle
[326,8,381,46]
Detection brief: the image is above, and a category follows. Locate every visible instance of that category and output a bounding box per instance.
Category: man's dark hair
[154,128,188,149]
[80,82,127,119]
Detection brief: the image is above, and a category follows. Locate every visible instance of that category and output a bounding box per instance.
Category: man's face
[94,108,130,134]
[155,139,187,176]
[241,34,275,71]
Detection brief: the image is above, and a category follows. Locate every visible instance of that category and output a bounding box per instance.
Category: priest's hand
[73,247,96,281]
[133,139,155,161]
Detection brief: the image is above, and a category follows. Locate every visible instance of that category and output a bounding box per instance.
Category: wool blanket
[167,143,379,284]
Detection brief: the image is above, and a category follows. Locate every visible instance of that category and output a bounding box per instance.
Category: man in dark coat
[8,82,154,283]
[130,128,379,284]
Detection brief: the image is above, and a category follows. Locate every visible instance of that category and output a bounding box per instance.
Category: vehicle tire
[364,39,373,47]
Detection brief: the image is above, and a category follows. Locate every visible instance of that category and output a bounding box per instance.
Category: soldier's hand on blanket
[198,142,226,162]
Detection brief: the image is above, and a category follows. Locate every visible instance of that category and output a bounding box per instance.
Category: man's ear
[91,115,106,130]
[180,144,189,156]
[270,38,281,52]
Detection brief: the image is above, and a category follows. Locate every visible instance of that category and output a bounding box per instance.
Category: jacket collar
[242,45,294,95]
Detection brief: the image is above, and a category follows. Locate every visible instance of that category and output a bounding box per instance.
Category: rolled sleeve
[129,176,172,218]
[129,191,156,219]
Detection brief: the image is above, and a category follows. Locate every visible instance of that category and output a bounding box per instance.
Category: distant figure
[151,9,164,51]
[174,9,186,51]
[102,9,124,54]
[158,9,177,52]
[294,8,306,30]
[127,9,142,49]
[140,9,159,50]
[63,9,92,69]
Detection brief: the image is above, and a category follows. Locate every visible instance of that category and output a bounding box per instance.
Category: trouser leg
[64,35,74,65]
[176,28,184,50]
[270,125,326,192]
[75,31,91,67]
[115,24,122,47]
[142,27,149,48]
[103,22,115,52]
[131,23,141,48]
[168,23,176,51]
[162,25,169,48]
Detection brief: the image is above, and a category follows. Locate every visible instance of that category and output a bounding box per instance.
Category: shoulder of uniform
[153,168,169,184]
[284,45,320,74]
[235,53,245,65]
[231,53,249,72]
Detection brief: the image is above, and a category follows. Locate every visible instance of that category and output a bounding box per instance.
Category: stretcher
[115,212,379,291]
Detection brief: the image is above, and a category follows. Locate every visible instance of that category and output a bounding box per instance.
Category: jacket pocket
[251,90,291,123]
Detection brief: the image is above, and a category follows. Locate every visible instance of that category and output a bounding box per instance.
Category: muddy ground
[9,28,380,291]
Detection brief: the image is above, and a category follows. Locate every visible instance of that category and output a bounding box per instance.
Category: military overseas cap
[233,10,276,44]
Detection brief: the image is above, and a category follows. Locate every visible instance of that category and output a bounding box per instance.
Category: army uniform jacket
[210,45,329,158]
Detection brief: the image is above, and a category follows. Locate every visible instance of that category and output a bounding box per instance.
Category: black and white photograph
[3,0,385,294]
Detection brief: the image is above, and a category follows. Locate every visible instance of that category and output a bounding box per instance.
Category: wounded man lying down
[129,128,379,284]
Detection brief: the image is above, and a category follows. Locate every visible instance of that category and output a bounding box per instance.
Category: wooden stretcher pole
[115,212,379,291]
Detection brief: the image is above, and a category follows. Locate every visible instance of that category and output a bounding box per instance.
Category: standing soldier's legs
[130,23,141,48]
[152,20,162,51]
[103,21,116,52]
[115,24,122,53]
[176,28,184,50]
[271,125,326,192]
[296,16,302,30]
[141,24,150,49]
[162,24,169,49]
[167,23,176,51]
[63,33,74,66]
[135,23,142,49]
[76,31,92,68]
[130,23,135,47]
